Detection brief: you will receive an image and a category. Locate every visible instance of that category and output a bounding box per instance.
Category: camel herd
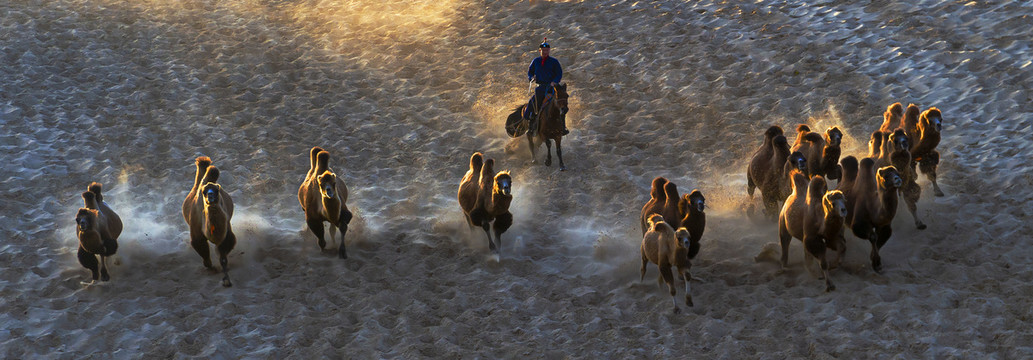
[743,102,945,296]
[72,101,945,314]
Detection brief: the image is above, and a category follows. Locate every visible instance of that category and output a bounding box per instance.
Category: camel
[845,158,903,273]
[640,214,694,313]
[791,124,844,180]
[458,154,514,255]
[640,177,669,235]
[777,173,846,292]
[908,107,945,197]
[182,156,237,287]
[677,189,706,260]
[75,183,122,285]
[747,126,798,219]
[874,129,926,230]
[299,148,353,259]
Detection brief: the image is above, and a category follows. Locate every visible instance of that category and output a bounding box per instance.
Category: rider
[524,38,568,135]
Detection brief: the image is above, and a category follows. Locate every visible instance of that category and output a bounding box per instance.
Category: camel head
[684,190,705,213]
[824,190,848,218]
[826,126,843,147]
[890,129,910,153]
[201,183,222,206]
[76,208,98,232]
[675,227,691,250]
[923,107,943,132]
[494,171,512,196]
[788,151,807,173]
[765,125,784,140]
[317,171,338,199]
[877,166,903,190]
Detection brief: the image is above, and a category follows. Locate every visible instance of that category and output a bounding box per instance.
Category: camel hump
[195,156,212,168]
[887,102,903,115]
[469,152,484,171]
[802,132,823,143]
[88,182,103,202]
[202,165,220,183]
[480,158,495,178]
[922,107,942,119]
[316,151,331,167]
[646,214,668,231]
[905,103,921,116]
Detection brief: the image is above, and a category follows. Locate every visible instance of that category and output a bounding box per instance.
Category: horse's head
[552,83,569,115]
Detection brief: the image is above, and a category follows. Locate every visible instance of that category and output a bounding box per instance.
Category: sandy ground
[2,0,1033,357]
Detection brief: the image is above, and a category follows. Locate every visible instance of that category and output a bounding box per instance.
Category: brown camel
[182,156,237,287]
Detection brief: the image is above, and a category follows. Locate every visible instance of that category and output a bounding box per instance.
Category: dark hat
[539,37,550,48]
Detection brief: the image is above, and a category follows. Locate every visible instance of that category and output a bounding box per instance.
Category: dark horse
[506,83,570,170]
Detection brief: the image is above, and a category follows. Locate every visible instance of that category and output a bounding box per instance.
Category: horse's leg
[555,136,566,171]
[544,138,553,167]
[526,132,537,164]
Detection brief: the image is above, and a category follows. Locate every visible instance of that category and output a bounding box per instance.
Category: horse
[526,83,570,170]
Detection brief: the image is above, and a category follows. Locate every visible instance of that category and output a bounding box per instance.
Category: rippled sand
[2,0,1032,357]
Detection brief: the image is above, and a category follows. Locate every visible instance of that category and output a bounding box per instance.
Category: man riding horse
[524,38,569,135]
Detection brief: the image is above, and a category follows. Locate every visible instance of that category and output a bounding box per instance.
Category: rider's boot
[562,115,570,135]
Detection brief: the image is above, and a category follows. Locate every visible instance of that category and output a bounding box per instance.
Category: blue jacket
[528,56,562,85]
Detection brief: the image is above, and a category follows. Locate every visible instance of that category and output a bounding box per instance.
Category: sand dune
[2,0,1033,357]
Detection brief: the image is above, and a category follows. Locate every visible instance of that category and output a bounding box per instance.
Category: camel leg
[480,220,497,254]
[903,182,926,230]
[763,194,779,221]
[493,213,512,257]
[77,246,99,285]
[683,269,694,307]
[747,175,756,200]
[555,136,566,171]
[920,152,944,196]
[804,236,834,291]
[803,251,818,278]
[867,230,882,273]
[777,220,792,271]
[640,253,648,281]
[99,256,110,282]
[190,232,213,269]
[338,209,353,259]
[307,218,327,249]
[100,237,117,282]
[660,266,679,314]
[820,257,834,292]
[544,138,553,167]
[218,230,236,287]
